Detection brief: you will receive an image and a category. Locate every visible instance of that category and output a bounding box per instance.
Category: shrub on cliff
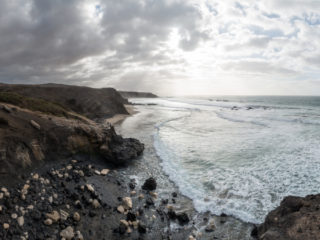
[0,92,74,118]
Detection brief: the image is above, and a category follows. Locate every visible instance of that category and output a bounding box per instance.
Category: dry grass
[0,92,74,118]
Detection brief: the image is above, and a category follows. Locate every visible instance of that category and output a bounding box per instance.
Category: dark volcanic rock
[107,136,144,165]
[0,157,198,240]
[177,212,190,225]
[257,195,320,240]
[118,224,127,235]
[145,196,154,206]
[142,177,157,191]
[168,210,177,220]
[138,222,147,234]
[251,225,258,238]
[128,179,136,190]
[126,212,136,221]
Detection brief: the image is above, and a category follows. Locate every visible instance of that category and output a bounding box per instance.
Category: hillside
[0,83,129,120]
[119,91,158,98]
[0,103,143,184]
[0,83,144,184]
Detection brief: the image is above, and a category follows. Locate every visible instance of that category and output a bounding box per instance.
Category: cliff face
[119,91,158,98]
[0,102,143,181]
[0,83,129,120]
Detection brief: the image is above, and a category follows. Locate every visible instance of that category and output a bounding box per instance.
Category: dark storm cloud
[1,0,320,95]
[0,0,206,85]
[0,1,103,66]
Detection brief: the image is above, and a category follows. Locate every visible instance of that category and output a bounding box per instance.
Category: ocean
[117,96,320,225]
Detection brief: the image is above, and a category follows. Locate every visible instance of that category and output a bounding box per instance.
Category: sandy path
[105,105,137,125]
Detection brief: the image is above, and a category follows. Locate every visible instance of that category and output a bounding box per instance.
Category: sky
[1,0,320,96]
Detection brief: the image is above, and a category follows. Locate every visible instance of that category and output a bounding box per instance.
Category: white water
[131,96,320,224]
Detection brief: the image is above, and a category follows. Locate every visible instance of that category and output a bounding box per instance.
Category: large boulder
[142,177,157,191]
[107,135,144,165]
[256,195,320,240]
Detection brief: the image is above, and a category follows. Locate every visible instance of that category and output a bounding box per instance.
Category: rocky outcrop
[0,103,143,182]
[0,83,129,120]
[256,194,320,240]
[142,177,157,191]
[104,136,144,164]
[119,91,158,98]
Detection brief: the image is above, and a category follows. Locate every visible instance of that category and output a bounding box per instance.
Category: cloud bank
[1,0,320,95]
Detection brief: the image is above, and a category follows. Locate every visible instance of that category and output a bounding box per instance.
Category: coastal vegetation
[0,92,72,118]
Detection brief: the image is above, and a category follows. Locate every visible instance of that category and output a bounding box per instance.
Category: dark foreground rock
[142,177,157,191]
[107,136,144,165]
[256,195,320,240]
[0,158,194,240]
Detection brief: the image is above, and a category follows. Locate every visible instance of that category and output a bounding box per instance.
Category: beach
[115,96,320,239]
[105,105,137,126]
[0,96,254,240]
[0,154,199,239]
[1,84,320,239]
[115,100,255,240]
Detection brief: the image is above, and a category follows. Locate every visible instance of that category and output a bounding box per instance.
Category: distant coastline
[119,91,158,99]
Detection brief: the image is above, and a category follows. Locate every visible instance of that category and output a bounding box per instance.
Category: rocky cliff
[255,194,320,240]
[0,83,129,120]
[119,91,158,98]
[0,87,194,240]
[0,86,144,184]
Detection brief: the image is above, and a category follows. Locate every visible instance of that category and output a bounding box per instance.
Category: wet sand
[105,105,137,126]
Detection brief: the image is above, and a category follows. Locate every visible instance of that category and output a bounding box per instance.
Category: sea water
[119,96,320,224]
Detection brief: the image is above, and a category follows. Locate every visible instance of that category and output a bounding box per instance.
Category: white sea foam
[132,97,320,224]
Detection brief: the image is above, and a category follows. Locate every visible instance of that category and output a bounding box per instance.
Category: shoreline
[0,101,197,239]
[0,98,255,240]
[0,85,319,239]
[114,103,256,240]
[105,104,138,126]
[0,84,206,239]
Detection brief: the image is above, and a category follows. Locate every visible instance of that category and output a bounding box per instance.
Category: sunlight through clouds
[0,0,320,95]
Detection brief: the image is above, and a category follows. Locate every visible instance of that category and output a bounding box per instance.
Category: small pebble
[73,212,81,222]
[122,197,132,209]
[3,223,9,230]
[117,205,125,214]
[32,173,39,180]
[17,216,24,226]
[92,199,100,209]
[86,184,94,193]
[44,218,53,225]
[101,169,110,175]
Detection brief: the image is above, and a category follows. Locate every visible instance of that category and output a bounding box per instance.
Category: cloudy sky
[1,0,320,96]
